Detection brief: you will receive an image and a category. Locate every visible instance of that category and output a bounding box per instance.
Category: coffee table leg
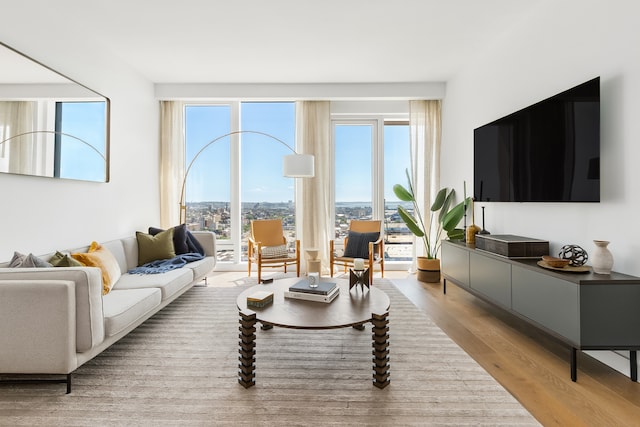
[371,311,390,389]
[238,310,256,388]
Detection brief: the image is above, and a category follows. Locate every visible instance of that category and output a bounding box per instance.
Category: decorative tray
[537,260,591,274]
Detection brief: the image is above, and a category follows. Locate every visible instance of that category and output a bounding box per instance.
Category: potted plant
[393,169,469,282]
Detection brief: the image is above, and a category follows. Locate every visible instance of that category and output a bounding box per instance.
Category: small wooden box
[247,291,274,308]
[475,234,548,258]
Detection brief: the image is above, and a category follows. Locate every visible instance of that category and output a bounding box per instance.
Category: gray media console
[441,240,640,382]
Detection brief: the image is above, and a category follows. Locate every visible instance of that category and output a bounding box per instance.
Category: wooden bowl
[542,255,570,268]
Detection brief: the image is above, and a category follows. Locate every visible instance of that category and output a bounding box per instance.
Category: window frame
[331,116,411,269]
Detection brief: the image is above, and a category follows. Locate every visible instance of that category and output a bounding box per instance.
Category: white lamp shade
[283,154,314,177]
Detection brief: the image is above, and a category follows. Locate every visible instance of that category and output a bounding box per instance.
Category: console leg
[371,311,390,389]
[238,310,256,388]
[571,347,577,382]
[443,278,447,294]
[630,350,637,382]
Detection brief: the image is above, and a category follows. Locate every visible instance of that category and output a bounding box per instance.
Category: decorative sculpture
[558,244,588,267]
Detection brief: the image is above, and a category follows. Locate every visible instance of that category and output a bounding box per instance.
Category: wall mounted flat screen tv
[474,77,600,202]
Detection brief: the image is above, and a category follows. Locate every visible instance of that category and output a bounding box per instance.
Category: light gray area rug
[0,279,540,426]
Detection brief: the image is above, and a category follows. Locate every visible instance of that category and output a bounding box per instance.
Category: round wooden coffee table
[236,277,390,389]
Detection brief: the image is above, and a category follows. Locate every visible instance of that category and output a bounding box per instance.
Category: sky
[185,102,411,204]
[59,101,107,181]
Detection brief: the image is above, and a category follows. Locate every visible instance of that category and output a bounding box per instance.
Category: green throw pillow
[136,229,176,266]
[49,251,84,267]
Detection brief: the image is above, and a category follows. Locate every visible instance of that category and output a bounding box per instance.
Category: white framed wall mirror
[0,41,110,182]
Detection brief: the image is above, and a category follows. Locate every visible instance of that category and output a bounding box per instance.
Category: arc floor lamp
[179,130,314,224]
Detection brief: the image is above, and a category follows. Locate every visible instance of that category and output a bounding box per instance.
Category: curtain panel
[159,101,185,229]
[0,101,42,175]
[296,101,331,274]
[409,100,442,261]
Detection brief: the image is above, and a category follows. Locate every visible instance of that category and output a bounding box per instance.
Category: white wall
[0,16,159,259]
[443,0,640,276]
[442,0,640,375]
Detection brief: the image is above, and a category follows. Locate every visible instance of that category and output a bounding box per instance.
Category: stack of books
[246,290,274,308]
[284,280,339,303]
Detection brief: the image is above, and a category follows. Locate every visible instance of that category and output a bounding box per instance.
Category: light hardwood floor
[393,273,640,427]
[210,270,640,426]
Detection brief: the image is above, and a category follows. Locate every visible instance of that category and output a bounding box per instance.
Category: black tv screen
[474,77,600,202]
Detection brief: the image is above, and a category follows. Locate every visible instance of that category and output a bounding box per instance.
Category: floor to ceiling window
[332,118,412,264]
[240,102,296,261]
[183,101,296,265]
[383,122,412,262]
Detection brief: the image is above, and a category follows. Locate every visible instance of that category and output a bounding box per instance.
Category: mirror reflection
[0,42,110,182]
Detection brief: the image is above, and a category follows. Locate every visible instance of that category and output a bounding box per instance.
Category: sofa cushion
[185,256,216,282]
[136,229,176,266]
[102,288,162,337]
[72,242,122,295]
[113,268,194,301]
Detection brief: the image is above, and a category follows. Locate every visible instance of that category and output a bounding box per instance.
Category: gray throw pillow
[9,251,52,268]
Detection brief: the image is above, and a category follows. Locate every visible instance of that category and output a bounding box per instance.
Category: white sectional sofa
[0,231,216,393]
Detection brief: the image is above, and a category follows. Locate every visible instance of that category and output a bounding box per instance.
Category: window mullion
[230,102,241,264]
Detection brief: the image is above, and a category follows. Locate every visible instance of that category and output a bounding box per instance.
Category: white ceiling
[6,0,545,84]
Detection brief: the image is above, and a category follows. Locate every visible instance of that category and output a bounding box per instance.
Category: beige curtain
[409,100,442,260]
[159,101,185,228]
[0,101,39,175]
[297,101,331,274]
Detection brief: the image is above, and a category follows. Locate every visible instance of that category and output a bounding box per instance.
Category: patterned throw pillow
[72,242,122,295]
[260,244,288,259]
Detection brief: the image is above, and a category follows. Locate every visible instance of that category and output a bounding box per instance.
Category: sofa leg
[0,373,72,393]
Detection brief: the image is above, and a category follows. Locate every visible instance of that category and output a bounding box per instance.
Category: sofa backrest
[101,239,130,273]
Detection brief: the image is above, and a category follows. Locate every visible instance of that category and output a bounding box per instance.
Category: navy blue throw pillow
[343,231,380,258]
[186,230,206,256]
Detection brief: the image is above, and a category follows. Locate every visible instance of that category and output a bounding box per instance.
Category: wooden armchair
[330,219,384,285]
[248,219,300,283]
